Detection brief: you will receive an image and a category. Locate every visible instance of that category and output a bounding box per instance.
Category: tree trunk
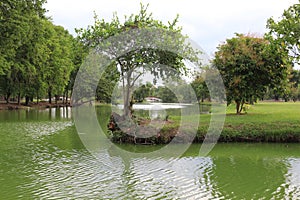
[65,90,68,105]
[37,93,39,105]
[123,71,132,117]
[239,101,244,113]
[121,71,127,116]
[62,93,65,104]
[55,95,59,105]
[249,97,254,105]
[124,84,131,117]
[284,97,288,102]
[25,96,30,106]
[5,93,10,104]
[17,93,21,105]
[69,90,73,104]
[48,90,52,104]
[236,101,241,114]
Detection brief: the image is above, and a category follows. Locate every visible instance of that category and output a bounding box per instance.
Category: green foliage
[0,0,76,104]
[133,82,153,102]
[267,1,300,64]
[42,23,74,103]
[96,62,120,103]
[0,0,46,75]
[191,74,209,103]
[213,34,290,114]
[157,86,178,103]
[76,3,201,116]
[176,83,195,103]
[284,69,300,101]
[0,0,47,103]
[263,69,300,101]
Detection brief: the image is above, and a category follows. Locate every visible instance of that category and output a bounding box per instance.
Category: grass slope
[196,102,300,142]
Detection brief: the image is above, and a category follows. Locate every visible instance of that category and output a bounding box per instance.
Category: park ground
[110,102,300,143]
[200,102,300,142]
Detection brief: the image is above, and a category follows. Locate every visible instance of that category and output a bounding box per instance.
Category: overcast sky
[45,0,298,57]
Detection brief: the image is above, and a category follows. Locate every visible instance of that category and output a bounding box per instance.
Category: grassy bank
[195,102,300,143]
[110,102,300,143]
[202,102,300,142]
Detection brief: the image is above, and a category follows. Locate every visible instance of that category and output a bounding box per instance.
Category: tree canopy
[191,73,209,103]
[213,34,290,114]
[0,0,46,75]
[0,0,76,105]
[267,1,300,64]
[76,3,201,116]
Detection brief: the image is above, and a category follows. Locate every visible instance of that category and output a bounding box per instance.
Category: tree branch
[130,71,143,88]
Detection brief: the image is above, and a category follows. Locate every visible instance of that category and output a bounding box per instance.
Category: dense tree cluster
[0,0,81,105]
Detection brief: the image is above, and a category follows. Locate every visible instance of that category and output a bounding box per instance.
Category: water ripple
[2,120,300,199]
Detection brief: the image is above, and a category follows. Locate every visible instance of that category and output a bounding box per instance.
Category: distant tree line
[131,81,199,104]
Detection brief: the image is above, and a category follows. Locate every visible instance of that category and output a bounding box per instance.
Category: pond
[115,103,211,120]
[0,106,300,199]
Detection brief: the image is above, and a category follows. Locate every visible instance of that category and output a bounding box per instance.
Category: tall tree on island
[76,3,201,117]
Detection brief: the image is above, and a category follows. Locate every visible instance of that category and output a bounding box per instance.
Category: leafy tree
[213,34,290,114]
[0,0,46,76]
[157,86,178,103]
[285,69,300,101]
[43,23,74,104]
[76,3,200,117]
[267,1,300,64]
[0,0,47,103]
[0,0,78,106]
[17,16,48,105]
[289,69,300,88]
[162,78,195,103]
[133,82,153,102]
[65,39,88,103]
[95,62,120,103]
[191,74,209,103]
[290,86,300,101]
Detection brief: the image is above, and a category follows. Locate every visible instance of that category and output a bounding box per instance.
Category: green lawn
[169,102,300,142]
[226,102,300,123]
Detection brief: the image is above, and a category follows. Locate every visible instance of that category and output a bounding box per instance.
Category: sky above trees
[45,0,298,56]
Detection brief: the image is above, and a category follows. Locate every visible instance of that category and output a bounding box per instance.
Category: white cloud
[45,0,299,55]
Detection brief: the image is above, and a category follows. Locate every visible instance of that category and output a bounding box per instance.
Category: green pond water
[1,106,300,199]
